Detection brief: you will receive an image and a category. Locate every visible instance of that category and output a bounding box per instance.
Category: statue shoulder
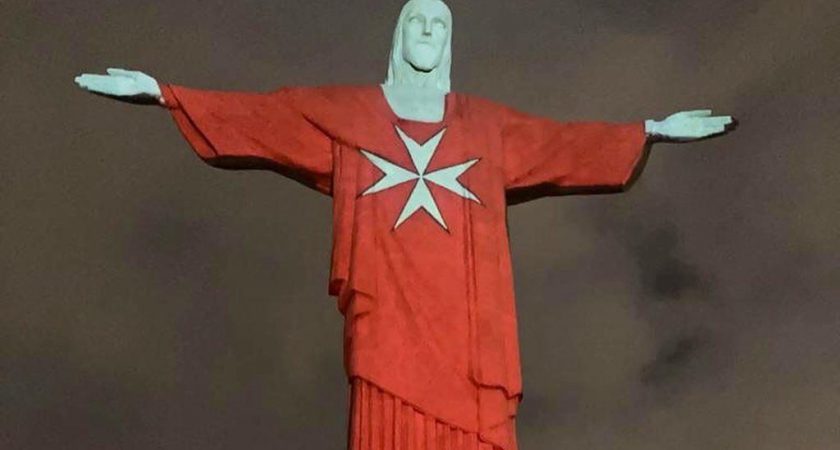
[276,84,379,103]
[451,91,517,122]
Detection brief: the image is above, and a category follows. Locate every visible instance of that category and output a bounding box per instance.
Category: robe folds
[161,83,650,450]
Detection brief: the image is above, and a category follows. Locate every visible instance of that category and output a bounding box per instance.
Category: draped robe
[160,83,650,450]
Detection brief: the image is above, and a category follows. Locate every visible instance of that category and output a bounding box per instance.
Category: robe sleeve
[160,84,334,196]
[501,106,651,205]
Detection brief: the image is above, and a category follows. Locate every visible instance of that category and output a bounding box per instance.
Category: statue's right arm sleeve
[161,84,334,196]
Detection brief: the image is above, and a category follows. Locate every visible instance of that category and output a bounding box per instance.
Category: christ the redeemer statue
[75,1,736,449]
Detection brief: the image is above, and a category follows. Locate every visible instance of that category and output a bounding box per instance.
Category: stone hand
[645,110,737,143]
[74,68,163,105]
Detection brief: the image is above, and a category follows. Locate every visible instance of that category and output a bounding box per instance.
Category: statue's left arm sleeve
[501,106,651,205]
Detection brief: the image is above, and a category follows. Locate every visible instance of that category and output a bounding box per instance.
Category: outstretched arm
[73,68,335,195]
[74,68,164,105]
[501,106,738,205]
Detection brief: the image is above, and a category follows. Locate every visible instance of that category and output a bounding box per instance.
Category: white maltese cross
[359,126,482,231]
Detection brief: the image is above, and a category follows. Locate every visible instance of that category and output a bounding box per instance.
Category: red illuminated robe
[161,84,650,450]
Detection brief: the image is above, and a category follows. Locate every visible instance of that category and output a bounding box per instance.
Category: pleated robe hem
[348,376,510,450]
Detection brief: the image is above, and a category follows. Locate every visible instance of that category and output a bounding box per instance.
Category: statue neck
[380,83,447,123]
[399,68,440,90]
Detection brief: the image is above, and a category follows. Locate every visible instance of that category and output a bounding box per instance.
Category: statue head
[384,0,453,92]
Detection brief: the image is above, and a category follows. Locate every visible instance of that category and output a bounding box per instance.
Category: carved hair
[384,0,452,92]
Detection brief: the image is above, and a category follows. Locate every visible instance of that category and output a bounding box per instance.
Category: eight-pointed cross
[360,126,482,231]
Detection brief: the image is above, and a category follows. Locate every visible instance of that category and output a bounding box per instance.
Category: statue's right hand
[74,68,163,105]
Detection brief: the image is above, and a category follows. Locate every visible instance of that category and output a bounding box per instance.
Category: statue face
[400,0,451,72]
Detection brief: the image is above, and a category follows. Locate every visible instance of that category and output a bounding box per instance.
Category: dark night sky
[2,1,839,449]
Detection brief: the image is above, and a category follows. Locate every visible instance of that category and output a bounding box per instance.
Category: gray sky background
[2,1,838,449]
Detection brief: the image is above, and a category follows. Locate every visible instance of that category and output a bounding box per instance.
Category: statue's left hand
[645,110,737,142]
